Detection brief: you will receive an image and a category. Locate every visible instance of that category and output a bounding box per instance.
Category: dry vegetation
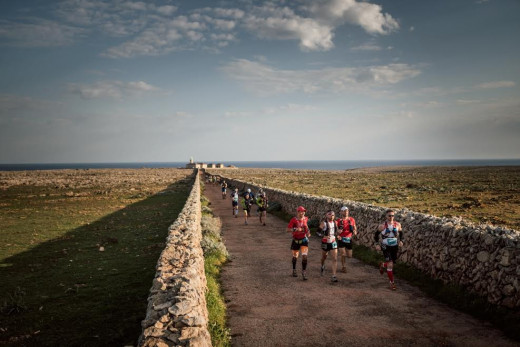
[211,166,520,230]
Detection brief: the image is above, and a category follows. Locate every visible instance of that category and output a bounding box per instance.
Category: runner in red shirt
[287,206,311,280]
[336,206,357,273]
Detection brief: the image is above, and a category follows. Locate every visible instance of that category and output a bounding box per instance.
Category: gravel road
[205,184,515,347]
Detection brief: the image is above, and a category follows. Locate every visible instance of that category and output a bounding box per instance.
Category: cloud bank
[221,59,420,95]
[0,0,399,56]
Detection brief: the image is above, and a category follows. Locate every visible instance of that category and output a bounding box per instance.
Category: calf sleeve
[292,257,297,270]
[387,268,394,282]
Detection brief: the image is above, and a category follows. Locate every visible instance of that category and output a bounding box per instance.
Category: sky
[0,0,519,163]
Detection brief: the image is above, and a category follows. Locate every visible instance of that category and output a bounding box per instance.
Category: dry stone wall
[139,170,211,347]
[207,172,520,308]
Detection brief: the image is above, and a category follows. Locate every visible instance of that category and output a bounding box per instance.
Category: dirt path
[205,184,515,347]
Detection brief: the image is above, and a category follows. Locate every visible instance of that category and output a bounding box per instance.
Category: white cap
[340,206,349,211]
[247,188,251,192]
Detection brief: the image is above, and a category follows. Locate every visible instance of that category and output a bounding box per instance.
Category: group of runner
[213,176,404,290]
[220,180,268,226]
[288,205,403,290]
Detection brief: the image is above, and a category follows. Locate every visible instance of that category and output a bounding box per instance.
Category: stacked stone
[207,172,520,308]
[139,170,211,347]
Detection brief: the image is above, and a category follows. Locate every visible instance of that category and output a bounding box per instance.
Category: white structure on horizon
[186,158,226,169]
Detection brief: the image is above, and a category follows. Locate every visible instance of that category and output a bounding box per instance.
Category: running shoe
[320,265,325,276]
[341,267,347,273]
[302,271,308,281]
[331,275,338,283]
[379,262,385,275]
[390,282,396,290]
[292,269,297,277]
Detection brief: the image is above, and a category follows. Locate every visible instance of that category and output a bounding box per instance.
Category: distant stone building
[185,158,229,169]
[185,158,207,169]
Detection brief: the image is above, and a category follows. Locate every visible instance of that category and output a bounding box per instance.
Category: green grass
[200,184,231,347]
[0,169,192,346]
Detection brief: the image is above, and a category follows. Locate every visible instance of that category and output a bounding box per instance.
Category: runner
[318,210,339,282]
[336,206,357,273]
[256,188,265,216]
[241,192,254,225]
[221,180,228,199]
[374,209,404,290]
[231,188,239,218]
[286,206,311,280]
[256,192,268,226]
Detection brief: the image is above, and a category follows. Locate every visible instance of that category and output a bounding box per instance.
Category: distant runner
[256,192,268,226]
[256,188,265,216]
[231,188,239,218]
[319,210,339,282]
[241,192,254,225]
[336,206,357,273]
[221,180,228,199]
[374,209,404,290]
[287,206,311,280]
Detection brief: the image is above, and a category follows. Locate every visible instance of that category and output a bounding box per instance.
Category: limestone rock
[477,251,490,262]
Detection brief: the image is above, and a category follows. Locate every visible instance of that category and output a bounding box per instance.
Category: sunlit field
[209,166,520,230]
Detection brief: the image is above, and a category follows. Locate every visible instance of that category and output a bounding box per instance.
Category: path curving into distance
[205,183,515,347]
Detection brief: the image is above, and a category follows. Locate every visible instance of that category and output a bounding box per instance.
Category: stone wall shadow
[0,178,192,347]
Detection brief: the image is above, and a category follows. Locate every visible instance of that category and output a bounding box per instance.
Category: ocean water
[1,159,519,171]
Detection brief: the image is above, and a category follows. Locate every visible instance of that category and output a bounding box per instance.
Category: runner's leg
[331,249,338,277]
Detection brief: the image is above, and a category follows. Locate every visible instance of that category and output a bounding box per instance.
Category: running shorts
[382,245,399,262]
[321,241,338,251]
[337,238,353,250]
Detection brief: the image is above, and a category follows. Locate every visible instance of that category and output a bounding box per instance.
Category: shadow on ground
[0,179,192,347]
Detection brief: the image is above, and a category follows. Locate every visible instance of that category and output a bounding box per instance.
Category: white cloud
[351,43,382,51]
[221,59,420,96]
[68,80,160,99]
[122,1,147,11]
[304,0,399,35]
[244,5,334,51]
[156,5,177,16]
[2,0,400,56]
[475,81,516,89]
[0,18,85,47]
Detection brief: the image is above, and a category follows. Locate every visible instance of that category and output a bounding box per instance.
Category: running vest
[381,221,399,246]
[337,217,355,237]
[321,220,337,243]
[242,197,252,209]
[257,196,267,208]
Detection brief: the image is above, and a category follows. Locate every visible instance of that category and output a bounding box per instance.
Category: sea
[1,159,519,171]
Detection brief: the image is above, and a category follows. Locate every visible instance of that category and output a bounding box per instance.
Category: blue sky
[0,0,519,163]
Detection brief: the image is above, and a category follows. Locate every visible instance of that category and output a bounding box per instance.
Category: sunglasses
[387,214,395,217]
